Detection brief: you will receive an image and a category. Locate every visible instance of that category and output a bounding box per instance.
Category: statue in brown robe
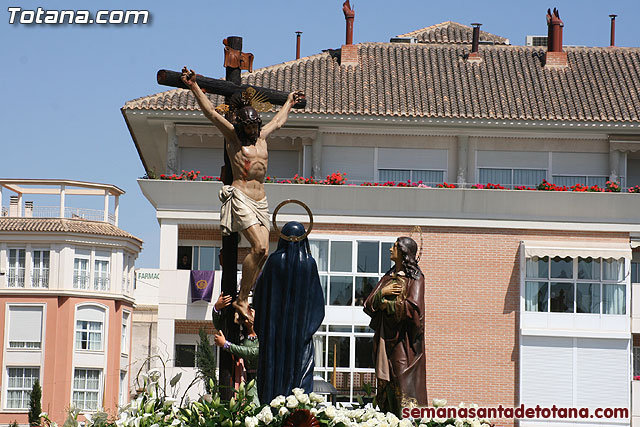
[363,237,427,415]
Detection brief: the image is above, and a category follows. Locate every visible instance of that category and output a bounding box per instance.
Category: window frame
[121,310,130,355]
[73,253,90,290]
[5,367,40,410]
[72,368,102,412]
[6,304,45,350]
[377,168,446,185]
[523,256,627,315]
[74,304,107,352]
[7,248,26,288]
[31,249,50,289]
[309,236,396,308]
[478,167,548,188]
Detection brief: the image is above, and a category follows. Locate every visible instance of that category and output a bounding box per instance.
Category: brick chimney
[609,14,617,47]
[468,23,483,63]
[341,0,358,66]
[545,8,567,68]
[296,31,302,59]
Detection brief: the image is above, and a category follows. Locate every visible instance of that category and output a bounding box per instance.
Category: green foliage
[9,421,19,427]
[28,380,42,427]
[195,328,217,393]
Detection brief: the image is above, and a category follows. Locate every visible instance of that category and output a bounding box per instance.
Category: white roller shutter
[9,306,43,343]
[576,338,629,408]
[521,336,574,407]
[321,146,374,182]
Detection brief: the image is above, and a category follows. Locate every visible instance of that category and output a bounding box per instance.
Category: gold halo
[410,225,423,262]
[272,199,314,242]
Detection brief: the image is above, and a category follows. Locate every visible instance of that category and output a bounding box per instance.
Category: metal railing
[93,276,110,291]
[31,270,49,288]
[7,270,25,288]
[0,206,116,225]
[73,273,90,290]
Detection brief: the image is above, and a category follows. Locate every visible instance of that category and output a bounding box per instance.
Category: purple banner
[190,270,214,303]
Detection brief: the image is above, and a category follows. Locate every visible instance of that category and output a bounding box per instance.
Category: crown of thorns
[215,87,272,119]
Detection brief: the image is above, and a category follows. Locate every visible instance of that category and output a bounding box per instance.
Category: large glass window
[73,369,101,411]
[8,249,25,288]
[479,168,547,187]
[310,239,395,308]
[31,250,50,288]
[525,256,626,314]
[313,325,375,404]
[6,367,39,409]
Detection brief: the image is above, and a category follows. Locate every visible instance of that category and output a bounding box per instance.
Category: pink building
[0,180,142,424]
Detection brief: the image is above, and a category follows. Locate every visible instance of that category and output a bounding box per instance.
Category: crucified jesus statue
[181,67,305,323]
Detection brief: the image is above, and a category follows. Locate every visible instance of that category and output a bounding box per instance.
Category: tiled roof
[396,21,509,45]
[123,41,640,123]
[0,218,142,242]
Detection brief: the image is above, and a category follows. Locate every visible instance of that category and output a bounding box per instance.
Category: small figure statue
[181,67,304,323]
[253,221,325,404]
[212,292,259,404]
[363,237,427,416]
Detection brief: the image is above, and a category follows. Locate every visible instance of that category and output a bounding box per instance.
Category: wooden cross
[157,36,305,400]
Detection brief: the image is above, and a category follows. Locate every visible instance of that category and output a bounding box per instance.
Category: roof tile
[123,41,640,123]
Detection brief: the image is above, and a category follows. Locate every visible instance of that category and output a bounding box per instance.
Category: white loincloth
[219,185,269,236]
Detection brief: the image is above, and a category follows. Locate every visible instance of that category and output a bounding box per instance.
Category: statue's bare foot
[232,300,254,325]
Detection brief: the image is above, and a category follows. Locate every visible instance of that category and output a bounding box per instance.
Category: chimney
[25,201,33,218]
[296,31,302,59]
[341,0,358,67]
[468,23,483,63]
[609,14,617,47]
[545,8,567,68]
[9,196,18,217]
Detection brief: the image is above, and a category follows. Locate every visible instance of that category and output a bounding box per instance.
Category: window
[313,325,375,403]
[525,256,626,314]
[479,168,547,187]
[119,371,128,406]
[633,262,639,284]
[6,367,39,409]
[8,306,43,349]
[310,239,393,307]
[8,249,25,288]
[31,250,50,288]
[378,169,444,185]
[178,246,221,271]
[94,259,110,291]
[72,369,101,411]
[75,306,105,351]
[175,344,196,367]
[121,312,130,354]
[73,257,89,289]
[552,175,609,188]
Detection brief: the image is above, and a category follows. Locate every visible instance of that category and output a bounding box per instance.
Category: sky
[2,0,639,268]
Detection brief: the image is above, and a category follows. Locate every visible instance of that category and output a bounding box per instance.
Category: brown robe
[363,271,427,412]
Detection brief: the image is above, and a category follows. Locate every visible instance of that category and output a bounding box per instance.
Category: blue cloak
[253,221,325,403]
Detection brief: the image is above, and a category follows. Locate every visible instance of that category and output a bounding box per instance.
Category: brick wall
[174,222,628,425]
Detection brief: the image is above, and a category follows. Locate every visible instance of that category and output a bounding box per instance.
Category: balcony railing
[31,270,49,288]
[1,206,116,225]
[7,270,25,288]
[94,276,110,291]
[73,273,90,290]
